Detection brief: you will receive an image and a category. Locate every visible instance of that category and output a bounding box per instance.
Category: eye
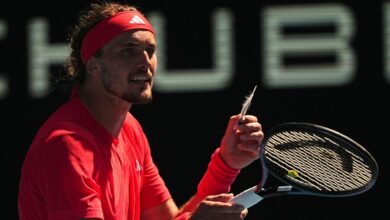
[121,46,139,55]
[145,46,156,58]
[120,43,156,58]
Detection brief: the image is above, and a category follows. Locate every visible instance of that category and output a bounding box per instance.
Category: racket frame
[230,122,379,208]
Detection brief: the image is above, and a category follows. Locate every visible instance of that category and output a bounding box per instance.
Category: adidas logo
[135,160,142,172]
[130,15,145,24]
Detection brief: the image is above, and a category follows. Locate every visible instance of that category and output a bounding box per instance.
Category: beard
[101,64,153,104]
[124,86,153,104]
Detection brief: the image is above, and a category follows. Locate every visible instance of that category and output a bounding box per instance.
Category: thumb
[226,115,241,133]
[205,193,234,202]
[220,115,240,153]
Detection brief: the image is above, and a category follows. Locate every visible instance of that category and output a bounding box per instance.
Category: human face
[96,30,157,104]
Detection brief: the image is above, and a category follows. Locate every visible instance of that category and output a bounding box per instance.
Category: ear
[85,57,101,76]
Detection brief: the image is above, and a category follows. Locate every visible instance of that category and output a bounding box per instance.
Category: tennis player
[18,2,264,220]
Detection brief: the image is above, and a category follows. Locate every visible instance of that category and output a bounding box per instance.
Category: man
[18,2,264,220]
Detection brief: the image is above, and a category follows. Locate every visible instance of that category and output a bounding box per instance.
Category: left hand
[189,193,248,220]
[219,114,264,169]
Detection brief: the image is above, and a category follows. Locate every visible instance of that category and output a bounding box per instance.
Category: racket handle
[229,186,263,209]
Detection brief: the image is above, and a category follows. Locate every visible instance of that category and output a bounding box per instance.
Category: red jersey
[18,95,171,220]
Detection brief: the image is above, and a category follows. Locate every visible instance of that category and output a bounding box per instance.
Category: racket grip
[229,186,263,209]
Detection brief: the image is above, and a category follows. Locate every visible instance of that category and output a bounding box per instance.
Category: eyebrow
[122,40,156,48]
[123,40,139,46]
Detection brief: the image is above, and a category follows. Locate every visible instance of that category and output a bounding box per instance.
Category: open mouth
[129,76,151,84]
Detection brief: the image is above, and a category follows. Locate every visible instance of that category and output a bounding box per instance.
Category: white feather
[239,85,257,117]
[233,85,257,130]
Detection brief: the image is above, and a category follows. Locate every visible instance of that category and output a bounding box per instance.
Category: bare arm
[141,198,179,220]
[140,193,246,220]
[180,193,246,220]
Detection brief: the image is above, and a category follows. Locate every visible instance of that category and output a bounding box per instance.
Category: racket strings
[267,147,341,192]
[267,148,367,192]
[278,132,373,190]
[266,155,327,191]
[265,130,374,193]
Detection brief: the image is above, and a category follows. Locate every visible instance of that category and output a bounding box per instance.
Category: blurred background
[1,0,387,219]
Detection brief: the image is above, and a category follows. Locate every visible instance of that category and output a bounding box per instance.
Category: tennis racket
[229,122,379,208]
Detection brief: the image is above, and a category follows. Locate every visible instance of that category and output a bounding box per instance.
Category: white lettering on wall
[262,4,355,88]
[28,18,68,98]
[149,8,234,92]
[0,20,9,99]
[384,2,390,84]
[0,4,387,100]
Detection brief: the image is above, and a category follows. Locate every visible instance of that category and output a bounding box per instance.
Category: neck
[77,85,132,137]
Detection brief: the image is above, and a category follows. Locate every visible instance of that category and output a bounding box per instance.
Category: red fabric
[175,212,191,220]
[197,148,241,197]
[81,11,155,63]
[18,95,171,220]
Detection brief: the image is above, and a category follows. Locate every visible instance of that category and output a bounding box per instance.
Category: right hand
[219,115,263,169]
[189,193,248,220]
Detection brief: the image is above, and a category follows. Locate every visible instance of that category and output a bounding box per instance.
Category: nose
[137,50,152,71]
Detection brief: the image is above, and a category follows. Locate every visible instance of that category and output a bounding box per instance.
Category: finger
[200,202,244,214]
[199,195,245,214]
[239,131,264,143]
[226,115,241,132]
[205,193,234,202]
[241,208,249,219]
[238,122,262,133]
[239,115,258,123]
